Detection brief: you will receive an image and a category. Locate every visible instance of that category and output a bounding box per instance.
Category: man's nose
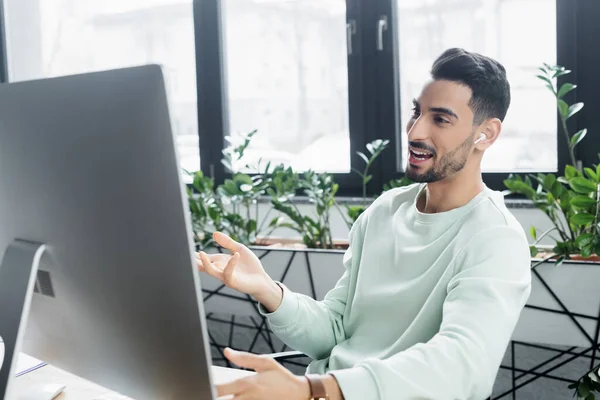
[407,114,428,142]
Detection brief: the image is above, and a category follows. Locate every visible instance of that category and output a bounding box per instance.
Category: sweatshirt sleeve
[329,225,532,400]
[256,213,365,361]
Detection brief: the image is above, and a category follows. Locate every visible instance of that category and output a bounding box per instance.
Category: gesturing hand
[196,232,283,310]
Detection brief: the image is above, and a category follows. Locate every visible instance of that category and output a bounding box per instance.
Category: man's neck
[418,170,485,214]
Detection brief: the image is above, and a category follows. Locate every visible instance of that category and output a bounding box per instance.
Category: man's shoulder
[457,188,530,261]
[462,188,525,236]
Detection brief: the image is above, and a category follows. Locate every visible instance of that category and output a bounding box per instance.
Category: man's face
[405,79,480,183]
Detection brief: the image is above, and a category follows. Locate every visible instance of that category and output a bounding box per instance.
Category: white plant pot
[512,259,600,348]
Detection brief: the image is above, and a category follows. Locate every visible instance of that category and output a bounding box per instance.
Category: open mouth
[409,148,434,163]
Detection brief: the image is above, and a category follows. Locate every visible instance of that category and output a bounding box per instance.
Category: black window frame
[194,0,370,198]
[193,0,600,200]
[0,0,596,198]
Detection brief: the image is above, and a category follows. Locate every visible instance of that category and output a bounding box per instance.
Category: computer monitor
[0,65,216,399]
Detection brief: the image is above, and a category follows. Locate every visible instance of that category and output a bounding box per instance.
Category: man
[197,48,531,400]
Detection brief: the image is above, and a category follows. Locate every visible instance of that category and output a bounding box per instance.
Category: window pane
[3,0,200,175]
[397,0,557,172]
[222,0,350,173]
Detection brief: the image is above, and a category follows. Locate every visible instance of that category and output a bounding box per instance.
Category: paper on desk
[0,342,47,376]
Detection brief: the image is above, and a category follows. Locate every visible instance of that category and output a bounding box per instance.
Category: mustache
[408,141,437,157]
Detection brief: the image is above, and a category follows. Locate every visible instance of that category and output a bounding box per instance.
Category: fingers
[224,348,277,372]
[198,251,223,280]
[213,231,242,253]
[216,376,253,398]
[196,253,206,272]
[223,252,240,283]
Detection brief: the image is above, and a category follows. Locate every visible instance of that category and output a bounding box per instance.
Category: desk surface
[13,363,254,399]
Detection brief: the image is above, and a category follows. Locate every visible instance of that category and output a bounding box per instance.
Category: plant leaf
[559,191,572,212]
[558,82,576,98]
[505,179,537,199]
[536,74,552,84]
[567,102,584,120]
[584,167,599,182]
[558,176,570,185]
[530,246,539,257]
[543,174,556,191]
[551,180,565,199]
[578,382,590,397]
[571,129,588,147]
[239,184,253,192]
[553,69,571,78]
[571,195,596,209]
[571,213,595,226]
[575,233,595,249]
[570,177,597,194]
[246,219,257,234]
[565,165,580,179]
[530,226,537,240]
[558,99,569,118]
[356,151,369,165]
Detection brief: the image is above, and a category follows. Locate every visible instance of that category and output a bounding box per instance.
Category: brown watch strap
[306,374,328,399]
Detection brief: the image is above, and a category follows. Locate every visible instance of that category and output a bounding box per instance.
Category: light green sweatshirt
[259,183,532,400]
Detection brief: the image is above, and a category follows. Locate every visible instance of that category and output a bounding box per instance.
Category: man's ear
[476,118,502,149]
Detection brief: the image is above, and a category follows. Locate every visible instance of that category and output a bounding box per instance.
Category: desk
[13,363,254,399]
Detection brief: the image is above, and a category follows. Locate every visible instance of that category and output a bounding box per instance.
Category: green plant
[353,139,390,204]
[186,130,282,247]
[186,129,415,250]
[569,365,600,399]
[221,129,258,173]
[536,64,586,169]
[216,172,269,244]
[505,164,600,263]
[185,169,220,250]
[216,130,270,244]
[504,63,600,263]
[343,139,390,227]
[270,170,339,249]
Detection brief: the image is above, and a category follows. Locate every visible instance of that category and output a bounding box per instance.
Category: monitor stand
[0,240,66,399]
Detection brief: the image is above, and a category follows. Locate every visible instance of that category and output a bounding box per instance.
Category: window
[396,0,557,173]
[3,0,597,197]
[2,0,199,173]
[221,0,351,173]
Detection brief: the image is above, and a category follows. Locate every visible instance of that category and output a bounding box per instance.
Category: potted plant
[342,139,390,226]
[504,63,600,262]
[504,64,600,398]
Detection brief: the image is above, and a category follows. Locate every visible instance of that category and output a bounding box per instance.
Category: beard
[406,132,475,183]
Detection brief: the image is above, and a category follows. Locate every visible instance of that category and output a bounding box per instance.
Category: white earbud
[474,133,486,145]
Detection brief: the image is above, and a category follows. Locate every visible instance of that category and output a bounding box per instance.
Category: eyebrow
[412,99,459,120]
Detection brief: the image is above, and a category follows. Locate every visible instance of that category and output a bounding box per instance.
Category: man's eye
[411,107,421,119]
[434,116,449,124]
